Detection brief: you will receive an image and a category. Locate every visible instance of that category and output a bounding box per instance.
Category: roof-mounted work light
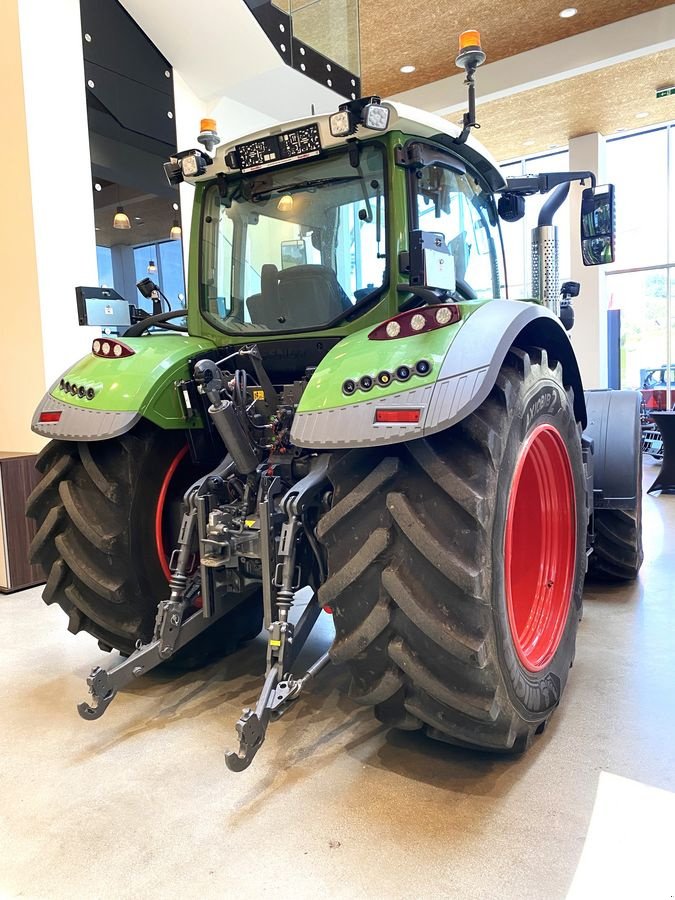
[329,96,391,137]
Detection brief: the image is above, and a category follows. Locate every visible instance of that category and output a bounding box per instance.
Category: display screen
[236,124,322,173]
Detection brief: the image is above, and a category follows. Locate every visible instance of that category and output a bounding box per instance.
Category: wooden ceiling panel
[360,0,673,96]
[447,48,675,162]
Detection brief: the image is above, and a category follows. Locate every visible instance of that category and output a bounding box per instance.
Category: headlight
[363,103,390,131]
[329,110,353,137]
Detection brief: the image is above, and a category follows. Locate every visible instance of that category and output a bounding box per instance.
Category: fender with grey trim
[583,389,641,510]
[291,299,587,449]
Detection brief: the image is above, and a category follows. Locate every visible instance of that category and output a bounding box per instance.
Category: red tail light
[39,411,62,423]
[375,408,421,424]
[92,338,135,359]
[369,304,461,340]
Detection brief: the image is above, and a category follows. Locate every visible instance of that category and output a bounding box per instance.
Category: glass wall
[606,125,674,397]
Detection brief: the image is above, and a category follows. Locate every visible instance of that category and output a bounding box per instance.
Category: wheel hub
[504,423,576,672]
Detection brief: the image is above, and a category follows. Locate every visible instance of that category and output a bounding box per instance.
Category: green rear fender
[32,335,216,441]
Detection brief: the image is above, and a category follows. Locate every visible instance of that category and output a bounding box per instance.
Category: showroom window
[499,150,570,299]
[606,124,675,392]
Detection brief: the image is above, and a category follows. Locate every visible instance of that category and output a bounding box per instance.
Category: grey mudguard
[292,299,585,449]
[583,389,641,509]
[32,390,141,442]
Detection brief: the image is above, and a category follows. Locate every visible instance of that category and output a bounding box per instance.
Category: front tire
[317,348,587,751]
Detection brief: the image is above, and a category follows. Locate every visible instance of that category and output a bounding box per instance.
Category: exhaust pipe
[531,182,570,316]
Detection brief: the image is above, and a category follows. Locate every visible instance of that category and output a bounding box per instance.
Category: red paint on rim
[504,424,576,672]
[155,444,189,582]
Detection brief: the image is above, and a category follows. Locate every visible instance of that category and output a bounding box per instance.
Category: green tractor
[27,36,642,771]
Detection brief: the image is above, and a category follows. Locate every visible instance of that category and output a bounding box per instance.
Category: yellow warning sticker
[244,519,256,528]
[253,390,265,401]
[269,639,281,647]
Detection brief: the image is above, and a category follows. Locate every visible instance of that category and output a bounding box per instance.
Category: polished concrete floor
[1,459,674,900]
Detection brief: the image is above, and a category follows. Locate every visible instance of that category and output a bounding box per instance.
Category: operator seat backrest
[247,263,284,328]
[277,264,352,327]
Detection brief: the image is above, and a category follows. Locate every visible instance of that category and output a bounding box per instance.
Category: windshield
[414,162,502,299]
[200,145,387,333]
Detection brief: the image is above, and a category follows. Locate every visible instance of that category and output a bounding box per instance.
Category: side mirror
[581,184,615,266]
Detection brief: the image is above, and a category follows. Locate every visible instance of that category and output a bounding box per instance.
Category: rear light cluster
[92,338,135,359]
[343,360,431,396]
[59,379,96,401]
[368,304,461,341]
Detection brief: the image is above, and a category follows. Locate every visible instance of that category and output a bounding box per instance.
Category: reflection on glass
[582,237,613,265]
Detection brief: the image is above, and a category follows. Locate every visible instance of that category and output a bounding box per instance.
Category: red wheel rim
[155,444,189,582]
[504,424,576,672]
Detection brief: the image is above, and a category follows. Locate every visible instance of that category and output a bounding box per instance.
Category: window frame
[403,140,505,300]
[198,140,391,337]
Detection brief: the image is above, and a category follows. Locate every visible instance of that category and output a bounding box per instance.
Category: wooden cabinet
[0,452,45,592]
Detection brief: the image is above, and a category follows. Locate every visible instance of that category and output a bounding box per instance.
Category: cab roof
[189,101,506,193]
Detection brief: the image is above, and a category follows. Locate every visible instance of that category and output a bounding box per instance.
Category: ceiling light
[400,65,416,74]
[615,127,626,133]
[549,143,561,149]
[147,259,157,274]
[523,139,536,146]
[559,7,577,17]
[172,202,179,211]
[94,182,102,192]
[134,216,143,221]
[635,111,649,119]
[113,206,131,229]
[277,194,294,212]
[170,218,182,240]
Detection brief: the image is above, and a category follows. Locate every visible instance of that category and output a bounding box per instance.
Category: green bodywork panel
[297,300,487,412]
[50,335,216,429]
[48,132,499,433]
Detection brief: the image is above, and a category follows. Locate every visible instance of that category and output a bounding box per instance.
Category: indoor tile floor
[1,460,674,900]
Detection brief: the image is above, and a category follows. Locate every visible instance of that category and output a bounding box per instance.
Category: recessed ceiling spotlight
[523,139,536,146]
[559,7,577,17]
[549,143,561,149]
[94,183,102,191]
[635,111,649,118]
[615,127,626,133]
[400,65,416,74]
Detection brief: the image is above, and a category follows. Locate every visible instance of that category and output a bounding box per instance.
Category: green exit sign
[656,87,675,98]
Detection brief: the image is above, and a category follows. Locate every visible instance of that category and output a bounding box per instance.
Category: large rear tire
[26,423,262,656]
[317,348,587,751]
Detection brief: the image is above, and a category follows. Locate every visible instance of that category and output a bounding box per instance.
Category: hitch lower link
[77,495,208,720]
[224,457,332,772]
[77,458,333,774]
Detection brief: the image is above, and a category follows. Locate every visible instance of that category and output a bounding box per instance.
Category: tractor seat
[247,264,352,329]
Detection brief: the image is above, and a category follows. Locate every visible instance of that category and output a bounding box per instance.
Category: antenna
[454,30,486,145]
